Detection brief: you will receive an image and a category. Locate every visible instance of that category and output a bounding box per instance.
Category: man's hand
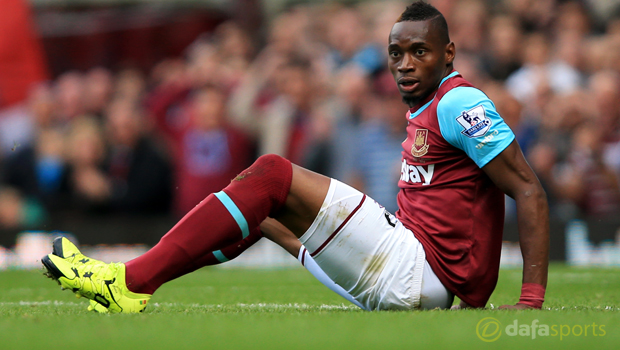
[450,300,473,310]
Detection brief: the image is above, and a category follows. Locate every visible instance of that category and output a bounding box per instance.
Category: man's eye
[389,51,400,58]
[416,49,426,55]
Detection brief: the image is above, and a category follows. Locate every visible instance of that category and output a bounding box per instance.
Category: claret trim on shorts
[310,195,367,257]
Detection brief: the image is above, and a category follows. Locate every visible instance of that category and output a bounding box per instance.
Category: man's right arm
[482,140,550,309]
[436,88,549,309]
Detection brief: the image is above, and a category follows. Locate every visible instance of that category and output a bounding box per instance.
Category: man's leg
[283,178,427,311]
[260,218,365,309]
[62,231,264,313]
[122,155,329,294]
[42,154,332,308]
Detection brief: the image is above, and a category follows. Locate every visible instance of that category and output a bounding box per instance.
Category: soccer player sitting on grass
[42,1,549,312]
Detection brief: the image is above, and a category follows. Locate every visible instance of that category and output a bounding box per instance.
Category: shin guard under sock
[125,155,292,294]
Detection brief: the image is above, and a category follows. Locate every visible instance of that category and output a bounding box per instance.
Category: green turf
[0,264,618,349]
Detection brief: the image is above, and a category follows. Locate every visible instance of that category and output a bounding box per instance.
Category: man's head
[388,1,455,107]
[191,86,227,131]
[105,98,144,147]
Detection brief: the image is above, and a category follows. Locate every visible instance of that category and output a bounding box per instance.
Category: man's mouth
[397,78,419,93]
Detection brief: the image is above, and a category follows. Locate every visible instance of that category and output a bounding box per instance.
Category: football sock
[205,229,262,265]
[298,246,365,310]
[125,155,292,294]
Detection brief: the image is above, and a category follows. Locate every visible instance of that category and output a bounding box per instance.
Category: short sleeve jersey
[395,71,515,307]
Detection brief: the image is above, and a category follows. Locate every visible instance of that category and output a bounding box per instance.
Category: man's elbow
[530,183,547,202]
[517,181,548,205]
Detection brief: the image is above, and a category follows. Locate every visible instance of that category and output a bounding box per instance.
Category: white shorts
[299,179,453,310]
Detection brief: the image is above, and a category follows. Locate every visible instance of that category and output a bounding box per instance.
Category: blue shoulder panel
[437,86,515,168]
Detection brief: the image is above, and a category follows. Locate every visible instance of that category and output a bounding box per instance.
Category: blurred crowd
[0,0,619,231]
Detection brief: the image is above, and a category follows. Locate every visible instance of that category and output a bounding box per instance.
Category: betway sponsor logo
[400,160,435,185]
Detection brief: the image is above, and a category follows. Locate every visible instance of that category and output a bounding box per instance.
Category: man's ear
[445,42,455,66]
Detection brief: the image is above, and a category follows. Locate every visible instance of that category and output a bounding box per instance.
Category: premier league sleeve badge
[456,105,492,138]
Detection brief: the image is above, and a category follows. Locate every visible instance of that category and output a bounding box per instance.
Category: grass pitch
[0,264,618,349]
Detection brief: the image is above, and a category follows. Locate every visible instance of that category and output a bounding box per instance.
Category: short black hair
[397,1,450,44]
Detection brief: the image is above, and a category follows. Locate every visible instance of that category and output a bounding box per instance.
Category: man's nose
[398,53,415,72]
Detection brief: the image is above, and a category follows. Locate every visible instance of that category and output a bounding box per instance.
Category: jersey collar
[408,70,460,119]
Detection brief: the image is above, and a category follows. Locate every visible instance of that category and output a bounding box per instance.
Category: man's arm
[482,139,549,309]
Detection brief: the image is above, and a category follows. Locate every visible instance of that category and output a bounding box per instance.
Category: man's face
[388,20,454,107]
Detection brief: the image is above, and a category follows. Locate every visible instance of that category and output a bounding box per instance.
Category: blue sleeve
[437,86,515,168]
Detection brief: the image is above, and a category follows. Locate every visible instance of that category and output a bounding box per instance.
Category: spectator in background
[506,33,582,108]
[2,0,620,231]
[149,84,253,217]
[0,82,54,160]
[528,140,562,218]
[3,84,70,215]
[452,53,487,87]
[324,7,384,75]
[83,67,113,119]
[230,55,319,164]
[266,9,315,59]
[588,71,620,178]
[365,1,407,52]
[103,98,172,214]
[54,71,85,124]
[505,0,556,33]
[554,1,591,38]
[481,15,523,81]
[0,186,45,229]
[210,22,255,88]
[449,0,487,55]
[113,68,146,105]
[65,116,108,211]
[555,122,620,218]
[346,71,408,214]
[300,101,338,176]
[176,21,258,95]
[322,66,374,181]
[64,103,172,216]
[4,127,69,213]
[589,71,620,141]
[27,83,57,131]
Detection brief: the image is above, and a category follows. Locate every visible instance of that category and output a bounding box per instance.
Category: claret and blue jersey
[395,71,516,307]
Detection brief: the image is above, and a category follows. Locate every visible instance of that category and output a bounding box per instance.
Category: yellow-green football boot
[87,300,109,313]
[51,236,102,266]
[50,237,109,313]
[42,254,151,313]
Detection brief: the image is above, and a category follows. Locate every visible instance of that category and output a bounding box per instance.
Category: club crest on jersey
[456,105,492,138]
[411,129,429,157]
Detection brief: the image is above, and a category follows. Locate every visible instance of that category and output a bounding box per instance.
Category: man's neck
[407,67,455,109]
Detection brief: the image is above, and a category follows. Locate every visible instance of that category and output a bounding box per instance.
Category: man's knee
[229,154,293,216]
[254,154,289,172]
[234,154,290,181]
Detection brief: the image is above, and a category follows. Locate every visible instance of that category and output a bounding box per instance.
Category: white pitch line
[3,302,620,312]
[0,301,360,310]
[2,302,619,312]
[153,302,360,310]
[0,301,83,307]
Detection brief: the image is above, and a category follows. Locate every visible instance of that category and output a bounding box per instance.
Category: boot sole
[41,255,64,281]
